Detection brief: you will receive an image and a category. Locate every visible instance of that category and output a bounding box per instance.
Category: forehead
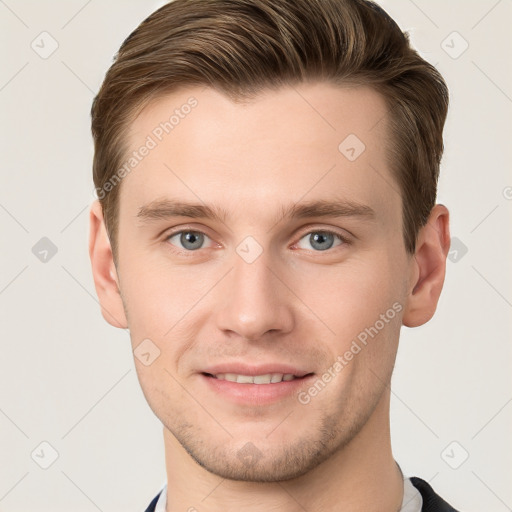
[120,82,399,229]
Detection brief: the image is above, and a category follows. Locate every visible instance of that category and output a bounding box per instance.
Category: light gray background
[1,1,511,511]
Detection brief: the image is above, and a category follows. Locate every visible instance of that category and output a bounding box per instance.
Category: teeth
[237,374,254,384]
[213,373,297,384]
[253,374,273,384]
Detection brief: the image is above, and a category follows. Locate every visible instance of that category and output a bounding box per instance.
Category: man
[88,0,458,510]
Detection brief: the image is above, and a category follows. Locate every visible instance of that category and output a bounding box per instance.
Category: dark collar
[410,476,460,512]
[144,491,161,512]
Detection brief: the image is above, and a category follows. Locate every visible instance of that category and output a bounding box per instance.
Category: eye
[164,228,349,253]
[295,230,347,251]
[166,230,212,251]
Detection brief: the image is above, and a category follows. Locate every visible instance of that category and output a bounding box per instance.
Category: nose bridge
[215,243,294,340]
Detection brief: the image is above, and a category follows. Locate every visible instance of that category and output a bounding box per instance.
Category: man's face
[114,82,413,481]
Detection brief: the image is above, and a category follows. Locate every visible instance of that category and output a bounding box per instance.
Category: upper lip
[201,363,313,378]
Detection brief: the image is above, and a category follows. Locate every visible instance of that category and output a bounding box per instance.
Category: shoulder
[410,476,460,512]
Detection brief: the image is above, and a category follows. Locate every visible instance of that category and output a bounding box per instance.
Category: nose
[214,248,295,342]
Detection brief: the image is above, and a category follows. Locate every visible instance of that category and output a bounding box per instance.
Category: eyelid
[294,221,353,240]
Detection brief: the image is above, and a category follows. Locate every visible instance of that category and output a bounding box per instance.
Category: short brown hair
[91,0,449,262]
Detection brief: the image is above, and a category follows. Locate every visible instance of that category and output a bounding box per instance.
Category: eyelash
[163,227,351,254]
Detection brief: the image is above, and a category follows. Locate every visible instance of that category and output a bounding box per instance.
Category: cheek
[294,256,403,337]
[118,249,190,327]
[133,362,190,424]
[301,264,403,400]
[291,251,406,391]
[119,252,223,367]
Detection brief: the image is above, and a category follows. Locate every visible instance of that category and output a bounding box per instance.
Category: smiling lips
[200,365,315,405]
[207,373,299,384]
[202,363,313,388]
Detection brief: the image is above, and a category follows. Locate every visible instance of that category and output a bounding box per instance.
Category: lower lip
[200,373,315,405]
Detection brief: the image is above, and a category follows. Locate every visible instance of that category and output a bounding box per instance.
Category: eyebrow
[136,198,376,226]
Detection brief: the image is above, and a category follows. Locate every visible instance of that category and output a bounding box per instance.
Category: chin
[174,412,349,483]
[190,447,326,483]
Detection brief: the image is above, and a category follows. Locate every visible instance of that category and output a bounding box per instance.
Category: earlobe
[88,200,128,329]
[402,204,451,328]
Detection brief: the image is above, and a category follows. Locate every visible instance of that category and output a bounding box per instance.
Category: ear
[88,200,128,329]
[402,204,451,327]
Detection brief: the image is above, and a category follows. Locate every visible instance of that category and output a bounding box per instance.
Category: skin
[89,82,450,511]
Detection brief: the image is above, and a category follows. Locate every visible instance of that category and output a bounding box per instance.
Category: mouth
[202,372,312,384]
[199,368,315,405]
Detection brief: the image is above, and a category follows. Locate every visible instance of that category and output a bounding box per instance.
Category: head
[89,0,450,482]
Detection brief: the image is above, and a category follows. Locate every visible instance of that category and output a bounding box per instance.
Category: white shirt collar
[153,481,167,512]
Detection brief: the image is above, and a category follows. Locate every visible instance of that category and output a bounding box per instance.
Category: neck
[162,389,403,511]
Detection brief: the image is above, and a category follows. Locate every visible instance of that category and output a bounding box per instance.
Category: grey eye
[296,231,343,251]
[168,231,207,251]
